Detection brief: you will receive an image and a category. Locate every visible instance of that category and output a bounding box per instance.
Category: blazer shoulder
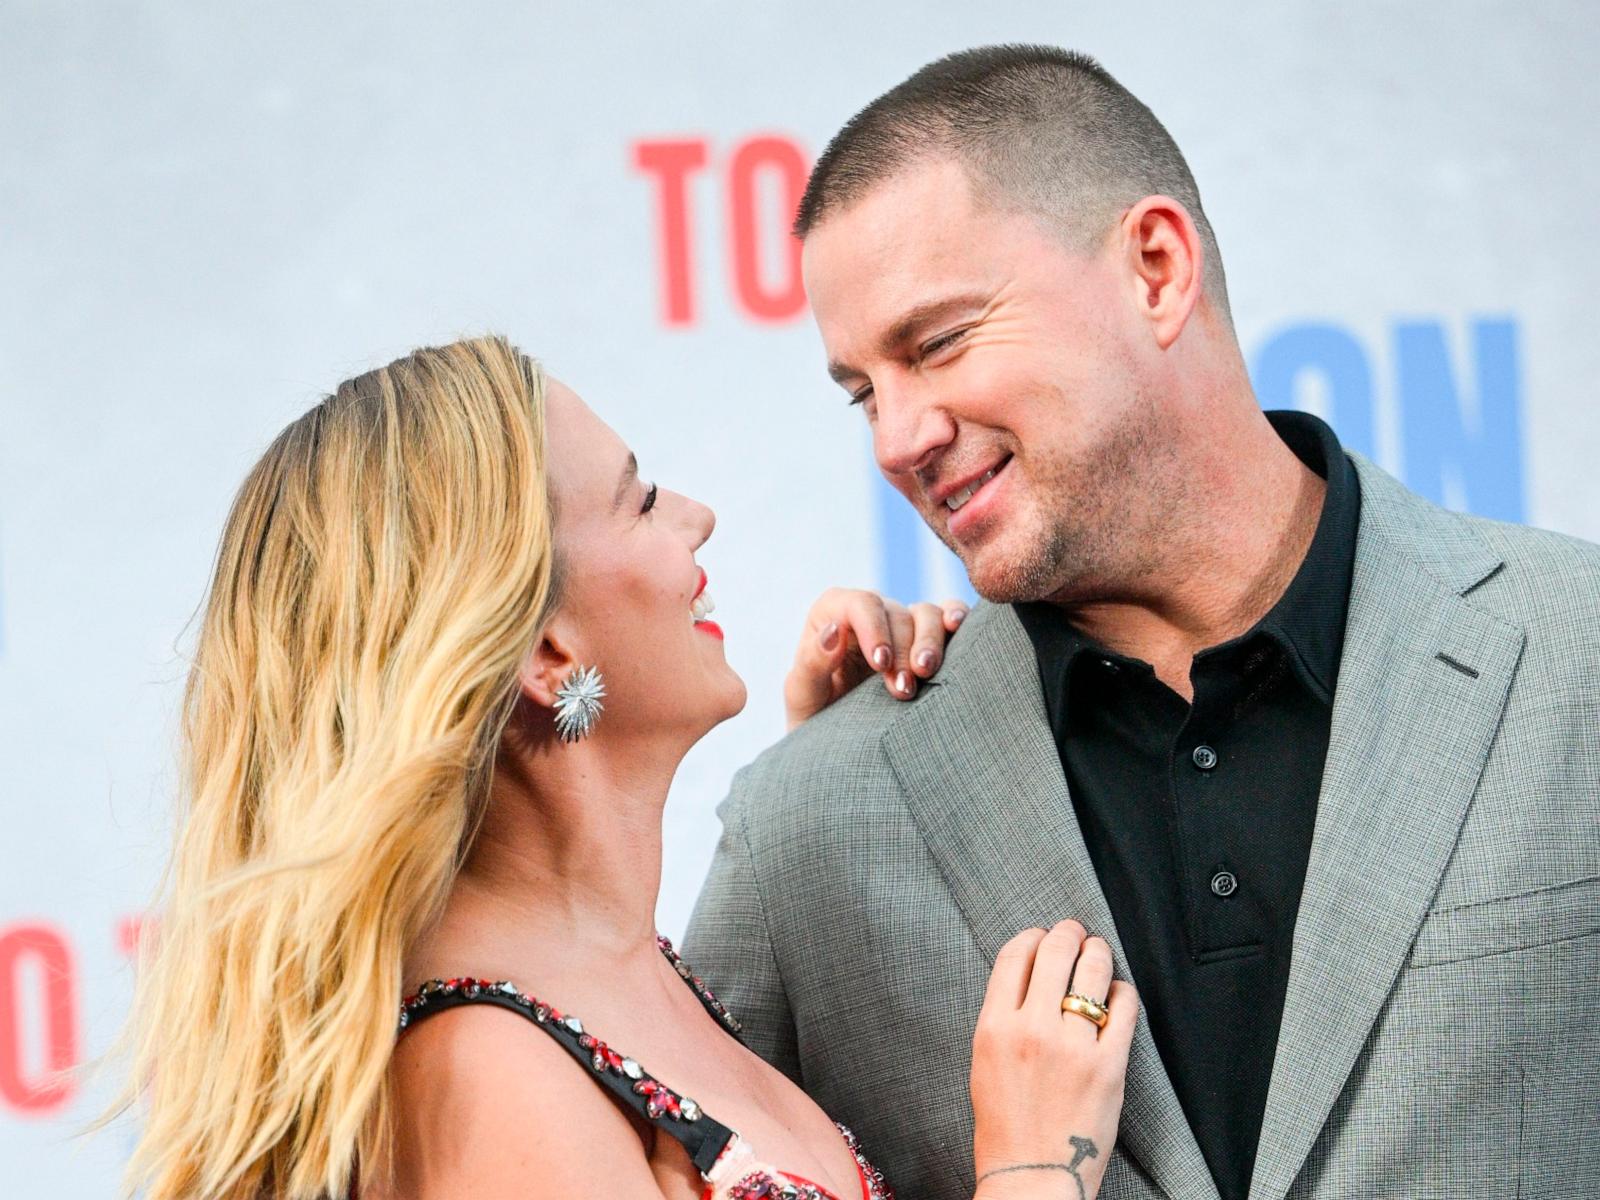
[1353,454,1600,626]
[720,601,1016,833]
[1458,512,1600,625]
[720,673,904,825]
[1471,513,1600,574]
[1388,498,1600,687]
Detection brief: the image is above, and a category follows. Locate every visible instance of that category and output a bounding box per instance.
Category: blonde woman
[115,336,1137,1200]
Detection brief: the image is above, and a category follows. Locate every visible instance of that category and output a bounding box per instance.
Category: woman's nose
[671,490,716,548]
[695,500,716,548]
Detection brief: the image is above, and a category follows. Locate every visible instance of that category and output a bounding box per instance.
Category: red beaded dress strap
[703,1124,893,1200]
[398,976,736,1177]
[657,934,744,1038]
[655,939,896,1200]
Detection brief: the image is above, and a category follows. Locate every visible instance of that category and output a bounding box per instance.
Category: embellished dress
[399,935,895,1200]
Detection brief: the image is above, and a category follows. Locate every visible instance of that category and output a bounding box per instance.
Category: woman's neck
[422,725,682,980]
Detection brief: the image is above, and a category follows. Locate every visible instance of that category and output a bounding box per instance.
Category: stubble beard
[953,492,1119,604]
[937,414,1171,606]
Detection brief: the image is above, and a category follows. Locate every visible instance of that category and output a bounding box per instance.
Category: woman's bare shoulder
[372,1004,666,1199]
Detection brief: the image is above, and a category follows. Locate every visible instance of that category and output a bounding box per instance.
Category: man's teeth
[945,466,1000,512]
[692,592,716,621]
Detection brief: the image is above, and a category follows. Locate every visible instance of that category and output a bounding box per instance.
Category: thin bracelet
[977,1162,1074,1183]
[977,1136,1099,1200]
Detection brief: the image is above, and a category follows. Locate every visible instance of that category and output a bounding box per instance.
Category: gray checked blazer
[685,455,1600,1200]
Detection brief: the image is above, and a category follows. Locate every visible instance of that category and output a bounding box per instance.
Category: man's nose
[872,381,956,478]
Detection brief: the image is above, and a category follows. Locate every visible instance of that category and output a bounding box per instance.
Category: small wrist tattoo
[977,1137,1100,1200]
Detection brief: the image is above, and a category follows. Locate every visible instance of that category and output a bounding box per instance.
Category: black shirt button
[1210,870,1239,897]
[1192,744,1219,770]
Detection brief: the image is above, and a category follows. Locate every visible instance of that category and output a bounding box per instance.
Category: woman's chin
[704,675,749,731]
[673,674,749,749]
[717,674,749,722]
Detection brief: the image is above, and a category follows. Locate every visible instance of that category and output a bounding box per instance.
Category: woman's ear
[516,631,577,711]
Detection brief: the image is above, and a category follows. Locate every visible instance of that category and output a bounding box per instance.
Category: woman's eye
[642,482,659,513]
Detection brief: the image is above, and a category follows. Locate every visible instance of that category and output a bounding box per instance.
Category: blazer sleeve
[683,783,803,1085]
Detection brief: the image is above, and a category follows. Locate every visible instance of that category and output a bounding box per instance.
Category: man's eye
[922,328,969,357]
[642,482,659,513]
[848,385,874,407]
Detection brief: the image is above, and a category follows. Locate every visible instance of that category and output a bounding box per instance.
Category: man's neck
[1051,413,1328,702]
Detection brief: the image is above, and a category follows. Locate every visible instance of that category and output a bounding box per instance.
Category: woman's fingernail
[819,622,840,651]
[896,670,912,694]
[916,648,936,672]
[872,645,891,670]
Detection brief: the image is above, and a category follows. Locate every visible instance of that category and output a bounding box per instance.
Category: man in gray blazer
[686,45,1599,1200]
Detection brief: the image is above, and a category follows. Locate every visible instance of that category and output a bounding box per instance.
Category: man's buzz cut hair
[794,44,1230,319]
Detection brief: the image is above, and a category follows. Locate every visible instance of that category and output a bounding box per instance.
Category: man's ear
[1119,195,1204,350]
[516,629,578,711]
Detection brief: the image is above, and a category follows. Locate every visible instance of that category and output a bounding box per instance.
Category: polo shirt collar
[1016,409,1361,722]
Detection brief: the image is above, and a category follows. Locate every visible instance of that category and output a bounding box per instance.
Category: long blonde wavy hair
[111,335,563,1199]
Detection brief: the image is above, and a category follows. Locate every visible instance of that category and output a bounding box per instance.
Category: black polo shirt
[1016,411,1360,1200]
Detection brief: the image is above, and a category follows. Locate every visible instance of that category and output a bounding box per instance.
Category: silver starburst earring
[552,665,606,743]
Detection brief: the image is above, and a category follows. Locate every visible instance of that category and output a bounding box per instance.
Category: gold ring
[1061,992,1109,1029]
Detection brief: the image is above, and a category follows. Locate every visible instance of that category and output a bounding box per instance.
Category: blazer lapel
[1249,460,1526,1200]
[882,603,1221,1200]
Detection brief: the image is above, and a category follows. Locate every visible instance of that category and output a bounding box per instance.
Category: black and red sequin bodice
[398,935,893,1200]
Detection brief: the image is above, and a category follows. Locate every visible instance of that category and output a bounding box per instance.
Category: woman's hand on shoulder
[783,589,969,730]
[376,1005,672,1200]
[969,922,1139,1200]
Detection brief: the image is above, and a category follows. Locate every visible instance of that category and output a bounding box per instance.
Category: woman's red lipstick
[693,568,722,638]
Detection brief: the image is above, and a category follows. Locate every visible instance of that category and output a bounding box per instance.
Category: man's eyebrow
[826,292,991,385]
[613,452,638,510]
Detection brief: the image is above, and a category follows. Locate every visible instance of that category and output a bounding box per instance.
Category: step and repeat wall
[4,2,1597,1191]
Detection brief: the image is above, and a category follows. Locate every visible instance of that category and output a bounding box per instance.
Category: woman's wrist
[974,1157,1098,1200]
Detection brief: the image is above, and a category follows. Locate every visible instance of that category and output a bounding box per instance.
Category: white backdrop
[4,2,1597,1191]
